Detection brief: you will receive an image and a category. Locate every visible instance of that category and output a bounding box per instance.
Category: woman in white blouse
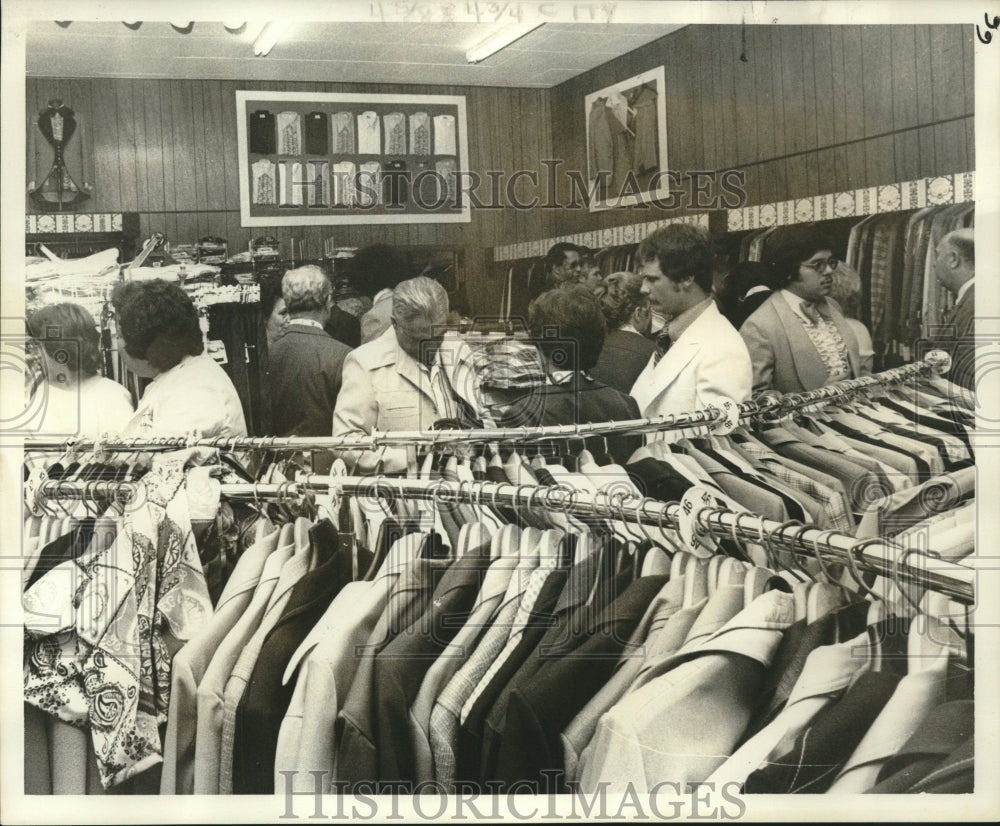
[111,279,247,438]
[26,302,134,437]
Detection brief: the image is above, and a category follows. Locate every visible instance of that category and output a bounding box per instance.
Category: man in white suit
[629,225,753,419]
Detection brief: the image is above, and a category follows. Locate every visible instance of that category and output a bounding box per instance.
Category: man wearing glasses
[740,226,866,394]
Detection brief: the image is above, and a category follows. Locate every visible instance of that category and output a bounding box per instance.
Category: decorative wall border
[492,172,975,263]
[726,172,976,232]
[25,213,124,234]
[494,213,710,263]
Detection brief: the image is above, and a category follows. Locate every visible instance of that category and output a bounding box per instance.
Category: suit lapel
[771,297,829,391]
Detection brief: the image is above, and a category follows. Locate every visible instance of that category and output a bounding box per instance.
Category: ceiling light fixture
[223,21,246,33]
[252,22,285,56]
[465,21,544,64]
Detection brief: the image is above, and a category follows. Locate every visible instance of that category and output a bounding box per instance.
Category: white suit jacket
[629,301,752,419]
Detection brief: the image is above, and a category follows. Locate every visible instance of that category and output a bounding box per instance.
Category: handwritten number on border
[977,12,1000,43]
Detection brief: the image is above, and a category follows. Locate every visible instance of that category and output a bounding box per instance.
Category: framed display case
[585,66,669,212]
[236,90,471,226]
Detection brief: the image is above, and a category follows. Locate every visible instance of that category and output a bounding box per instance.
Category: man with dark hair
[929,227,975,391]
[346,243,411,344]
[544,242,584,289]
[629,225,752,418]
[740,224,865,394]
[268,265,352,436]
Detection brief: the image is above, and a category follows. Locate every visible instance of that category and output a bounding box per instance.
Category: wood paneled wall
[547,24,975,238]
[27,25,974,313]
[25,78,553,316]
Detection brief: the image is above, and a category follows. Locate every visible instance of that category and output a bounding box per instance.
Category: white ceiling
[25,20,685,88]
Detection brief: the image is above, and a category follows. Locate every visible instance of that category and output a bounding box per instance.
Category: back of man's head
[943,228,975,268]
[529,285,607,372]
[282,265,331,315]
[600,270,646,329]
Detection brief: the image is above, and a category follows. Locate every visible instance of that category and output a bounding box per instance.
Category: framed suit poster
[585,66,668,211]
[236,90,470,226]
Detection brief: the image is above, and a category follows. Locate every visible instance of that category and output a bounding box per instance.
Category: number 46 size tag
[677,485,725,558]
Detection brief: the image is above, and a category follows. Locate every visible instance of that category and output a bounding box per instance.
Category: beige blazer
[332,327,449,473]
[160,524,280,794]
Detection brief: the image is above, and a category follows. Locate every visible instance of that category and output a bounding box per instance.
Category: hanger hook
[767,519,810,581]
[633,497,658,545]
[843,537,885,601]
[809,529,841,584]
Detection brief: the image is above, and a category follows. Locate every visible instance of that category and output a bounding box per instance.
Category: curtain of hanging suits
[21,365,975,797]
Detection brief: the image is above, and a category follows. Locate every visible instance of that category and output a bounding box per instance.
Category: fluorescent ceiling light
[253,22,287,57]
[466,21,544,64]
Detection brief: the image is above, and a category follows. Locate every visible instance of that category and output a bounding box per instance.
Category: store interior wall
[25,24,974,318]
[549,24,975,237]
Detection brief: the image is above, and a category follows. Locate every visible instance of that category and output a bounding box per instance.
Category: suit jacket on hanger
[740,293,863,394]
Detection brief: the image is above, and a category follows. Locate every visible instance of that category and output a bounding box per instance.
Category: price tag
[677,485,721,558]
[711,396,740,435]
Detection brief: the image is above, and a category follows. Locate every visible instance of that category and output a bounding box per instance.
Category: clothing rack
[30,472,974,605]
[22,350,953,454]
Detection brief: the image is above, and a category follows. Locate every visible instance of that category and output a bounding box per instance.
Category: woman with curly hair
[111,279,247,437]
[26,302,134,436]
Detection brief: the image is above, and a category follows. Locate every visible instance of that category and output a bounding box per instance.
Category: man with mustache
[740,226,866,394]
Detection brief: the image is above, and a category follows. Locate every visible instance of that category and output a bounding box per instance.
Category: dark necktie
[652,330,672,365]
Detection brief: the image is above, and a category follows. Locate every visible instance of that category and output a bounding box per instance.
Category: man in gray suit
[740,225,865,395]
[929,228,975,391]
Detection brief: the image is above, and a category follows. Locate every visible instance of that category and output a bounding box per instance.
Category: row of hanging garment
[728,203,974,367]
[143,460,975,798]
[19,359,977,797]
[847,202,974,361]
[20,441,976,798]
[180,467,975,798]
[22,448,231,794]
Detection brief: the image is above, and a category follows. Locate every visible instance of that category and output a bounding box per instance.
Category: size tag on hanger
[710,396,740,435]
[677,485,722,558]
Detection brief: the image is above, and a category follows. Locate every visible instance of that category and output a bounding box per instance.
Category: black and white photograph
[1,1,998,824]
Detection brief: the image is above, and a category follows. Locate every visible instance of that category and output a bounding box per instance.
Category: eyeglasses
[801,257,839,273]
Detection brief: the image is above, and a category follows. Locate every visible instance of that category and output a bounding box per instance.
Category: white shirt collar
[743,285,771,299]
[289,318,324,330]
[955,278,974,305]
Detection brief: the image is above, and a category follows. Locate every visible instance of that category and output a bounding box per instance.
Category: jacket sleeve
[740,319,776,396]
[332,352,408,473]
